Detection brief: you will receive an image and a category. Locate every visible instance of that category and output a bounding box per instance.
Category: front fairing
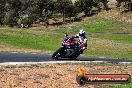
[62,36,72,45]
[62,36,79,49]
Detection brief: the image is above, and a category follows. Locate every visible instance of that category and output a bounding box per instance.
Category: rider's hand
[82,47,87,50]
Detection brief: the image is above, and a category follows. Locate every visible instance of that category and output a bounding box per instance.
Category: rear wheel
[52,47,64,60]
[70,51,80,60]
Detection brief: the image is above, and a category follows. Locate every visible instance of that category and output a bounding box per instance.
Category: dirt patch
[0,63,131,88]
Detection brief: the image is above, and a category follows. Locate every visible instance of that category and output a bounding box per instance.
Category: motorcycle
[52,34,84,60]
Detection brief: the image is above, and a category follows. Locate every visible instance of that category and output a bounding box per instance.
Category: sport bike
[52,34,84,60]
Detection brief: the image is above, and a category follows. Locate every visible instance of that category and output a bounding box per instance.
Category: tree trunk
[63,9,65,23]
[44,20,49,28]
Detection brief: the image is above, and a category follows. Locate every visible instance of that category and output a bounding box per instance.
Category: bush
[3,11,18,26]
[17,15,32,28]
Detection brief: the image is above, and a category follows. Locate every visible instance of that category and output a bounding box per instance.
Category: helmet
[79,29,85,36]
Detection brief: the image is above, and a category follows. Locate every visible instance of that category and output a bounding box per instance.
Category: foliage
[0,0,6,25]
[2,0,21,26]
[75,0,102,16]
[0,0,131,27]
[55,0,76,22]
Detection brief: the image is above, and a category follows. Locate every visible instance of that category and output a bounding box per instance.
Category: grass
[81,19,122,33]
[0,12,132,59]
[106,82,132,88]
[51,19,115,32]
[0,29,63,51]
[92,34,132,44]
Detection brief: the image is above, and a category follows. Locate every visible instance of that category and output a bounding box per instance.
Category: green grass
[0,29,63,51]
[0,17,131,59]
[91,34,132,44]
[82,19,121,32]
[53,18,132,33]
[107,82,132,88]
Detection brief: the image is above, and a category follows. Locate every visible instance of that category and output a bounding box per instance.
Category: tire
[52,47,64,60]
[70,52,80,60]
[76,75,87,86]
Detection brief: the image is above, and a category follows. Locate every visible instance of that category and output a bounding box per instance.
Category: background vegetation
[0,0,131,27]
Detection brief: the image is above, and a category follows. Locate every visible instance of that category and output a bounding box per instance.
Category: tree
[18,0,35,28]
[116,0,132,11]
[29,0,55,27]
[76,0,101,16]
[3,0,21,26]
[0,0,6,25]
[41,0,55,27]
[128,1,132,11]
[55,0,74,22]
[66,3,78,17]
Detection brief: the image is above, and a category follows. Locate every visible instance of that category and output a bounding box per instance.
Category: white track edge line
[0,61,131,66]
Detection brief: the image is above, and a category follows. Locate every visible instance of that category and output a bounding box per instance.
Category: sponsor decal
[76,68,131,86]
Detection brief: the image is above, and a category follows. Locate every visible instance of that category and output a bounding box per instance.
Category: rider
[74,29,87,51]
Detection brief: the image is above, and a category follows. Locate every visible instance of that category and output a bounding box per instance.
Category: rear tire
[52,47,64,60]
[70,52,80,60]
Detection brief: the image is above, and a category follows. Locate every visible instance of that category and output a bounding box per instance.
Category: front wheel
[52,47,64,60]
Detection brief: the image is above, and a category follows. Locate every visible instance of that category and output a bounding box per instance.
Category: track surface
[0,52,132,63]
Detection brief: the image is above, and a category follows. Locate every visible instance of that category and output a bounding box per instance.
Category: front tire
[52,47,64,60]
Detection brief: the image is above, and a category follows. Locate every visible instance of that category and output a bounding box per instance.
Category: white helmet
[79,29,85,35]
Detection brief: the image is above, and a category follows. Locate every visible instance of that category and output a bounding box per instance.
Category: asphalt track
[0,52,132,64]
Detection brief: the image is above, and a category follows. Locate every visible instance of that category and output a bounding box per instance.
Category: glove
[82,47,87,50]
